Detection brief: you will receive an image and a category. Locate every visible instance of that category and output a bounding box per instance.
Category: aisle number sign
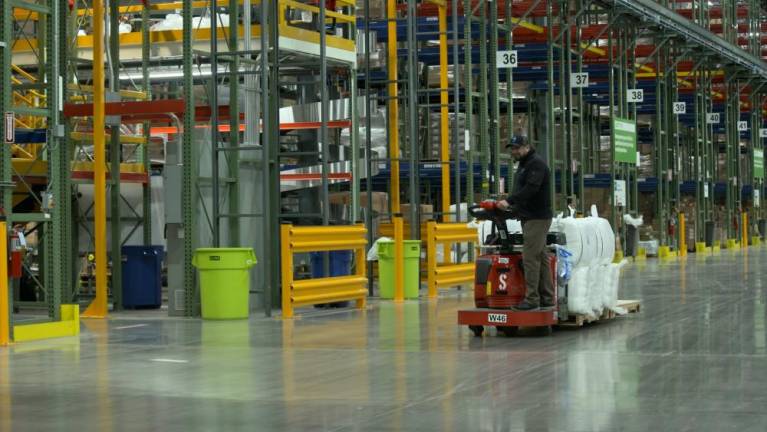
[759,129,767,138]
[627,89,644,103]
[496,50,518,68]
[612,117,637,164]
[672,102,686,114]
[707,113,720,124]
[738,121,748,132]
[614,180,627,207]
[756,190,761,208]
[755,149,764,179]
[4,112,13,144]
[571,72,589,88]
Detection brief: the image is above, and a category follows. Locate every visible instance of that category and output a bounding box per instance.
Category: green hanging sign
[755,149,764,179]
[612,117,637,164]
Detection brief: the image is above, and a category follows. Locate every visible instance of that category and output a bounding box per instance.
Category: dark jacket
[506,149,552,221]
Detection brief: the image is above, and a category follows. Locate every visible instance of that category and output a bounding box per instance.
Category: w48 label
[496,50,518,68]
[487,313,508,324]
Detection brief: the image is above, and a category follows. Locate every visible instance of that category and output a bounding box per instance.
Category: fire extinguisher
[9,227,23,279]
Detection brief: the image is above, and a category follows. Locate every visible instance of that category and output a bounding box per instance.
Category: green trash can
[378,240,421,299]
[193,248,257,319]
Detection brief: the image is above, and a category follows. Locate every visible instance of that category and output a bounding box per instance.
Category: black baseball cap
[506,135,527,149]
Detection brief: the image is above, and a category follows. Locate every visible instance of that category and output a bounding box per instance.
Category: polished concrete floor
[3,247,767,431]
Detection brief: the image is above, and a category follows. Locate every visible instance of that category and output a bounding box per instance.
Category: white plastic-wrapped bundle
[602,260,627,312]
[586,264,607,315]
[559,214,624,315]
[552,217,584,267]
[567,267,591,314]
[448,203,469,222]
[577,218,600,267]
[594,217,616,264]
[475,219,522,247]
[507,219,522,234]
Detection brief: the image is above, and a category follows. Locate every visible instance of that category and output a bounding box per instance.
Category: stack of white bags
[550,206,627,317]
[473,204,626,317]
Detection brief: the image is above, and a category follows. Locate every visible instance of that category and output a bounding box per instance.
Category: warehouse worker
[497,135,554,311]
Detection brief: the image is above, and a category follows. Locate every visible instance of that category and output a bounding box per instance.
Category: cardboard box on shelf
[400,204,434,225]
[329,191,389,217]
[582,188,612,221]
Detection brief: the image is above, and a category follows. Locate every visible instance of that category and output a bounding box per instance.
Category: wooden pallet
[558,299,641,327]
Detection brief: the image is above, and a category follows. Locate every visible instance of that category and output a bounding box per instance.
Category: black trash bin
[626,225,639,257]
[704,221,715,247]
[759,219,767,241]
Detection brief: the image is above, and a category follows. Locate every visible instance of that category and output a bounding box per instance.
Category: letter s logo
[499,273,508,292]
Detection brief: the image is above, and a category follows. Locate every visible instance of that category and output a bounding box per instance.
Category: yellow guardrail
[425,221,477,298]
[280,224,367,318]
[0,218,80,345]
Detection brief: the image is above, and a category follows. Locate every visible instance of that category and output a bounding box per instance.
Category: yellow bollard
[678,213,687,257]
[0,221,8,346]
[82,0,108,319]
[741,212,748,248]
[636,247,647,260]
[393,215,404,302]
[695,242,707,254]
[658,245,671,258]
[280,224,294,319]
[426,221,438,298]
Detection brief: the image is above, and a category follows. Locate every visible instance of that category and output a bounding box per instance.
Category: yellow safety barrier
[741,212,748,248]
[695,242,707,254]
[658,245,674,259]
[726,238,737,249]
[678,213,687,257]
[0,221,8,346]
[636,247,647,260]
[13,305,80,342]
[752,236,762,246]
[425,221,477,298]
[280,224,367,318]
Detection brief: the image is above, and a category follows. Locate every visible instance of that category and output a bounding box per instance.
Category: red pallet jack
[458,201,563,337]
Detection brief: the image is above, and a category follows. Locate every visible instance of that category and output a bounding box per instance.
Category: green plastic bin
[192,248,257,319]
[378,240,421,299]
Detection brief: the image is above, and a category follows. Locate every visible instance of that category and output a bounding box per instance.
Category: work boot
[540,299,556,310]
[512,301,540,311]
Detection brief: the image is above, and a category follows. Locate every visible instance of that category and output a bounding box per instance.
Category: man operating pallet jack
[496,135,555,311]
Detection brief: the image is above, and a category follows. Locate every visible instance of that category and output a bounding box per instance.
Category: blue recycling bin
[309,251,353,308]
[310,251,353,277]
[121,246,164,309]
